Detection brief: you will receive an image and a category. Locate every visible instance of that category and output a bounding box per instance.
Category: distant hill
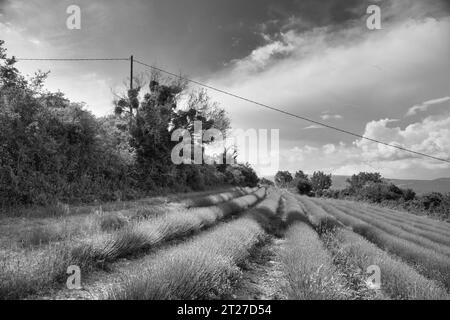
[262,175,450,195]
[332,175,450,195]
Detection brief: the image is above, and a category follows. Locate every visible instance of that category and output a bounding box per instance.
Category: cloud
[356,115,450,162]
[228,39,295,71]
[320,113,343,120]
[207,13,450,139]
[406,96,450,116]
[303,125,323,130]
[204,1,450,179]
[281,113,450,179]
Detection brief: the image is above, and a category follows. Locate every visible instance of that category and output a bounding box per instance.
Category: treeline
[0,40,258,207]
[273,170,449,221]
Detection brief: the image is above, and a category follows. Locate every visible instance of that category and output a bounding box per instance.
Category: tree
[402,188,416,201]
[310,171,332,194]
[260,178,274,186]
[224,163,259,187]
[346,172,383,192]
[294,170,308,181]
[274,171,293,188]
[297,178,312,195]
[1,40,133,205]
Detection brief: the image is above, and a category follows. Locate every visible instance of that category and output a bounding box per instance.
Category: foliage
[312,170,450,221]
[294,170,308,181]
[296,178,312,195]
[346,172,383,193]
[310,171,332,194]
[259,178,274,186]
[0,40,254,208]
[0,42,132,206]
[224,163,259,187]
[274,171,293,188]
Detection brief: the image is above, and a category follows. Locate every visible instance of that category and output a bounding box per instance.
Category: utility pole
[129,55,134,129]
[130,55,134,91]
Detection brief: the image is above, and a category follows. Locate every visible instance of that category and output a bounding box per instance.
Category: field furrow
[328,228,449,299]
[0,187,266,300]
[313,200,450,289]
[312,199,450,256]
[183,187,258,208]
[106,190,281,300]
[278,193,351,300]
[351,203,450,239]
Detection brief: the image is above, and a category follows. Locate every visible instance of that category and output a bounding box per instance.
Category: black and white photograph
[0,0,449,308]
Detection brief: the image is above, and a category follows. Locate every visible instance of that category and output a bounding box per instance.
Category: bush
[420,192,443,210]
[297,178,312,195]
[18,225,66,247]
[274,171,293,188]
[346,172,383,193]
[0,40,238,208]
[259,178,274,186]
[98,213,129,232]
[310,171,332,194]
[402,188,416,201]
[224,163,259,187]
[359,183,403,203]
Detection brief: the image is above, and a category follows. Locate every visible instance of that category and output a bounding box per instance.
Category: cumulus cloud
[303,125,323,130]
[321,112,343,120]
[356,115,450,162]
[405,96,450,116]
[282,114,450,179]
[228,38,295,72]
[205,1,450,179]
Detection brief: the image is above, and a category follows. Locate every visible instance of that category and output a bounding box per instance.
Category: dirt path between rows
[226,236,288,300]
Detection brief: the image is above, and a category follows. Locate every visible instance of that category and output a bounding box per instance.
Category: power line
[13,56,450,164]
[16,58,129,61]
[133,59,450,164]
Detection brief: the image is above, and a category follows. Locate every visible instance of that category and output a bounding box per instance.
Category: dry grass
[342,201,450,244]
[106,190,280,300]
[294,195,341,232]
[278,194,350,300]
[183,187,256,207]
[315,199,450,289]
[358,201,450,233]
[0,188,265,300]
[331,228,449,300]
[88,187,266,262]
[0,240,96,299]
[314,199,450,257]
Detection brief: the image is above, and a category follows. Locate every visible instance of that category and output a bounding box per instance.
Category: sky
[1,0,449,179]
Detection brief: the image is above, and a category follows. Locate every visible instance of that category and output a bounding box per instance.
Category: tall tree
[310,171,332,193]
[274,171,293,188]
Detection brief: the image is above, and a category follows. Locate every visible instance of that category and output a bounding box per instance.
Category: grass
[315,199,450,257]
[314,199,450,289]
[356,201,450,233]
[18,225,67,248]
[330,228,449,300]
[294,195,341,233]
[88,187,266,262]
[278,194,350,300]
[342,200,450,244]
[0,187,265,300]
[0,186,236,219]
[0,241,94,299]
[183,187,256,207]
[96,212,129,232]
[106,190,281,300]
